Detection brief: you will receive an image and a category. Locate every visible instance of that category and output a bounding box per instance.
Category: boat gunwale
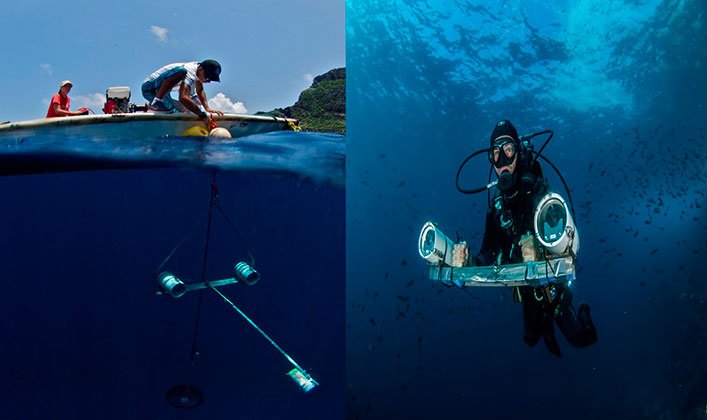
[0,113,298,132]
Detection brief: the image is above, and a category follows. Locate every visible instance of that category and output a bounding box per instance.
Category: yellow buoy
[182,126,209,137]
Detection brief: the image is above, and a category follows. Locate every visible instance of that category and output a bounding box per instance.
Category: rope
[156,172,263,378]
[214,202,256,266]
[188,172,218,366]
[154,214,209,275]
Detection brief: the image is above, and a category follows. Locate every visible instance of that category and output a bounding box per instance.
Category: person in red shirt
[45,80,88,118]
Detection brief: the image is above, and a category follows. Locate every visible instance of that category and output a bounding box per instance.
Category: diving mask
[488,135,517,169]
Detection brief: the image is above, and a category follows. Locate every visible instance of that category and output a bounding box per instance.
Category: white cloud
[208,92,247,114]
[72,93,106,112]
[150,25,169,43]
[303,73,314,83]
[40,64,53,77]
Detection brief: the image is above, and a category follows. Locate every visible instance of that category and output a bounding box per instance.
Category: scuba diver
[451,120,597,358]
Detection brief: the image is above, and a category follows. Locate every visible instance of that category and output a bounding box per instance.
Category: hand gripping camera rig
[419,190,580,288]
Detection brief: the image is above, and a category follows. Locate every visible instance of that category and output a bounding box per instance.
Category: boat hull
[0,113,298,140]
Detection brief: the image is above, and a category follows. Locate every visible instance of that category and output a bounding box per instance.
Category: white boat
[0,112,299,140]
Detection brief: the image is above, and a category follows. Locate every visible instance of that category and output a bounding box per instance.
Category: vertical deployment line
[189,172,218,367]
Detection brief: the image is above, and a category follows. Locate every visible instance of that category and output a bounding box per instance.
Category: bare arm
[179,82,208,117]
[196,82,224,116]
[52,102,86,117]
[179,82,216,129]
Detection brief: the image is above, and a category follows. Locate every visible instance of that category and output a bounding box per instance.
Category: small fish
[401,260,409,266]
[396,294,410,301]
[406,280,414,288]
[650,249,658,255]
[396,181,405,188]
[369,318,376,326]
[639,281,647,287]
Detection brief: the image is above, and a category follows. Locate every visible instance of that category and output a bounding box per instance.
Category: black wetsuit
[473,160,597,358]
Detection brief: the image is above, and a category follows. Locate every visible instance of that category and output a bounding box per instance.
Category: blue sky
[0,0,344,122]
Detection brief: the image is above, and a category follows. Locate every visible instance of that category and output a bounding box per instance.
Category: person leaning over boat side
[451,120,598,358]
[141,60,224,128]
[45,80,89,118]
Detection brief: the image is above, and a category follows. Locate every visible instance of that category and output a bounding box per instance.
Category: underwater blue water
[347,0,706,419]
[0,131,345,187]
[0,132,344,419]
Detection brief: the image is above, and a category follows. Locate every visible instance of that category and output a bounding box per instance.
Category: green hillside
[258,68,345,134]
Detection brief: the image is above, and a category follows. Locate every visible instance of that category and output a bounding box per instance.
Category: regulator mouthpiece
[157,272,186,298]
[497,170,515,192]
[234,262,259,286]
[287,367,319,393]
[418,222,454,266]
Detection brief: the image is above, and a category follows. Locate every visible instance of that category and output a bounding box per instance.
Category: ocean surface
[0,131,345,187]
[0,131,345,419]
[346,1,706,419]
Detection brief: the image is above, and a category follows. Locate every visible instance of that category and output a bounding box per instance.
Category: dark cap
[200,59,221,82]
[490,119,519,146]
